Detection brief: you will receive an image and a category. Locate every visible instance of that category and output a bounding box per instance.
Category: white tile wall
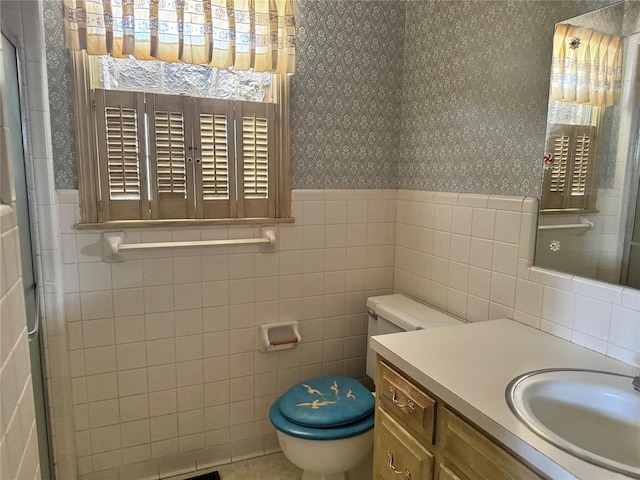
[31,185,640,480]
[394,190,640,368]
[0,207,40,480]
[58,189,396,479]
[16,156,638,480]
[15,173,639,480]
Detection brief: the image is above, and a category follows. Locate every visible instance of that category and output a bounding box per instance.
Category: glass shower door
[2,32,53,480]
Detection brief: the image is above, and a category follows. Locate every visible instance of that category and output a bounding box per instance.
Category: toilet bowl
[269,294,463,479]
[269,376,374,480]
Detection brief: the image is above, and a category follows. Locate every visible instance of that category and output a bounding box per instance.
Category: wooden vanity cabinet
[378,360,437,446]
[437,407,543,480]
[374,408,434,480]
[373,359,545,480]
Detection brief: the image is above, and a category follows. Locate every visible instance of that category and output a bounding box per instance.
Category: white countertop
[370,319,638,480]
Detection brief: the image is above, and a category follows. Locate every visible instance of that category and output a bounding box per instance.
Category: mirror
[535,1,640,287]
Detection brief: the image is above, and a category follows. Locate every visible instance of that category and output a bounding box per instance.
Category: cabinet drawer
[378,361,436,445]
[374,408,434,480]
[438,407,543,480]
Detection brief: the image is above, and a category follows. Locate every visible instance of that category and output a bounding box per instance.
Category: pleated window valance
[550,23,623,107]
[62,0,296,74]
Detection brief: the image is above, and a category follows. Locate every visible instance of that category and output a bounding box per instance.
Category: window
[93,89,276,221]
[541,22,624,213]
[62,0,295,226]
[72,54,291,225]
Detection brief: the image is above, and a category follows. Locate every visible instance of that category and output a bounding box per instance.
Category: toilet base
[299,449,372,480]
[277,429,373,480]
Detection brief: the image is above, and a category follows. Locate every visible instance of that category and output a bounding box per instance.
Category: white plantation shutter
[542,124,598,211]
[571,132,592,196]
[147,95,194,219]
[236,102,276,218]
[243,115,269,198]
[92,90,284,222]
[94,90,150,220]
[544,126,571,210]
[195,99,236,218]
[550,133,570,194]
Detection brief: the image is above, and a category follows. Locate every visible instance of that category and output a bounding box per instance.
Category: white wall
[394,190,640,367]
[57,189,396,480]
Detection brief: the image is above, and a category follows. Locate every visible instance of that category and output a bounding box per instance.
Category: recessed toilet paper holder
[259,321,301,352]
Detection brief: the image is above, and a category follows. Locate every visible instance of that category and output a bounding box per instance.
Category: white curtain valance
[550,23,623,107]
[63,0,296,74]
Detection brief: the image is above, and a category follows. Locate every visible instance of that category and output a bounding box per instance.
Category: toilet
[269,294,463,480]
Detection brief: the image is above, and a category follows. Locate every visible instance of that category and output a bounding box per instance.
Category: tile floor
[169,453,302,480]
[171,450,373,480]
[216,453,302,480]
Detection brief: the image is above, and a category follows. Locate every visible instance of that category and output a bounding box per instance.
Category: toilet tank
[365,294,463,382]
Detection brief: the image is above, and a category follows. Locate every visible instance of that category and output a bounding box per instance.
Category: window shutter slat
[147,95,194,219]
[154,111,187,195]
[567,125,597,209]
[105,107,140,197]
[571,133,591,194]
[200,113,230,199]
[550,133,570,193]
[236,102,276,218]
[195,98,236,219]
[94,90,149,220]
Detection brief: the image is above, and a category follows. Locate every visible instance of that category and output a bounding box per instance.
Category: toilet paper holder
[259,321,301,352]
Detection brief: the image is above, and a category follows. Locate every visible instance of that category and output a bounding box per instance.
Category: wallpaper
[44,0,628,194]
[43,0,75,189]
[569,0,625,35]
[396,0,621,197]
[623,0,640,34]
[290,0,405,188]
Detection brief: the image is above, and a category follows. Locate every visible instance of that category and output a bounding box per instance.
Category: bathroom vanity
[374,359,543,480]
[370,319,638,480]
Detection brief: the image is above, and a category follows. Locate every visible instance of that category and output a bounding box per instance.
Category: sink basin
[506,369,640,478]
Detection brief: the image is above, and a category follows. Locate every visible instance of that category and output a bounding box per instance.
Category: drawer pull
[385,450,412,480]
[389,386,416,413]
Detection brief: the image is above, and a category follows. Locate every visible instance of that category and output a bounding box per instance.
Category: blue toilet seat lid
[278,376,374,428]
[270,398,374,440]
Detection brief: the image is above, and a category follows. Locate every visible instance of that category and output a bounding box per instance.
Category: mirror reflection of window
[534,1,640,286]
[540,23,624,214]
[541,102,601,212]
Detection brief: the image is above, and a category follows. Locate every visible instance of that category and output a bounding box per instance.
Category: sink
[506,369,640,478]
